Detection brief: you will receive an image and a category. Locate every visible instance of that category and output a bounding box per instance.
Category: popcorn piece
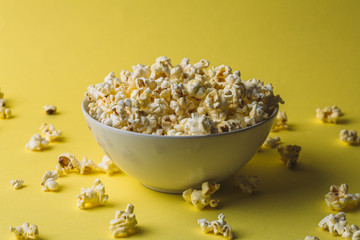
[58,152,78,172]
[198,213,233,240]
[277,145,301,169]
[324,184,359,211]
[76,178,109,209]
[9,222,39,240]
[39,123,61,142]
[271,110,288,132]
[182,182,220,210]
[342,224,359,239]
[304,236,319,240]
[54,165,65,177]
[78,157,98,174]
[318,212,347,235]
[10,179,24,190]
[263,136,281,148]
[316,105,342,123]
[25,134,49,151]
[0,98,6,107]
[97,155,121,175]
[43,105,57,115]
[109,204,138,237]
[0,106,11,119]
[85,57,283,136]
[340,129,360,145]
[42,178,59,191]
[233,175,261,194]
[41,170,59,185]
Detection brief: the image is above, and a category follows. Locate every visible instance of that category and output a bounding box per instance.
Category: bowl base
[141,183,183,195]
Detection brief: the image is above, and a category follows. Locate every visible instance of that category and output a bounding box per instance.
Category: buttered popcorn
[76,178,109,209]
[9,222,39,240]
[340,129,360,145]
[109,204,138,237]
[198,213,233,240]
[182,182,220,210]
[39,123,61,142]
[25,134,49,151]
[85,57,283,135]
[324,184,360,211]
[316,105,342,123]
[319,212,360,239]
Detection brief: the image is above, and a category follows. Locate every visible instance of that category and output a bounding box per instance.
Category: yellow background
[1,0,360,239]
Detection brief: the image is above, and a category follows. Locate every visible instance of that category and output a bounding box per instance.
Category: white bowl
[82,99,278,194]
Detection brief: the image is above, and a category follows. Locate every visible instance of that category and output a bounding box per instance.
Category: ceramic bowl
[82,99,278,193]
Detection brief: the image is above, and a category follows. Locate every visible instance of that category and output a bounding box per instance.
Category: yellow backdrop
[1,0,360,239]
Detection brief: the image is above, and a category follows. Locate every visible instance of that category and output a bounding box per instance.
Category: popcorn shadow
[337,118,353,125]
[51,136,66,143]
[218,154,334,209]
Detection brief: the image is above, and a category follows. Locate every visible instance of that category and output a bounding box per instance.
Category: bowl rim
[82,98,279,139]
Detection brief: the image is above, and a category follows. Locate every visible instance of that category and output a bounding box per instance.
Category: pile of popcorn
[85,56,283,136]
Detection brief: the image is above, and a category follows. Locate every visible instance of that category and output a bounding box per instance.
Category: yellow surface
[1,0,360,239]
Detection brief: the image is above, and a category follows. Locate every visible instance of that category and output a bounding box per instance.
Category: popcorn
[58,152,78,172]
[233,175,261,194]
[182,182,220,209]
[39,123,61,142]
[342,225,360,239]
[85,57,283,135]
[340,129,360,145]
[25,134,49,151]
[324,184,359,211]
[263,136,281,148]
[0,98,6,107]
[0,106,11,119]
[9,222,39,239]
[316,105,342,123]
[76,178,109,209]
[77,157,98,174]
[318,212,347,235]
[41,170,59,191]
[109,204,138,237]
[43,105,57,115]
[10,179,24,190]
[97,155,121,175]
[304,236,319,240]
[198,213,233,240]
[271,110,288,132]
[277,145,301,169]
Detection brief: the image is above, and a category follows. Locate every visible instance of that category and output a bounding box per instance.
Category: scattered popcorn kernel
[58,152,78,172]
[39,123,61,142]
[54,165,64,177]
[76,178,109,209]
[182,182,220,210]
[340,129,360,145]
[353,230,360,240]
[318,212,347,235]
[198,213,233,240]
[43,105,57,115]
[342,224,359,239]
[263,136,281,148]
[0,106,11,119]
[9,222,39,240]
[277,145,301,169]
[85,57,283,136]
[304,236,319,240]
[78,157,98,174]
[0,98,6,107]
[233,175,261,194]
[271,110,288,132]
[25,134,49,151]
[10,179,24,190]
[41,170,59,185]
[98,155,121,175]
[316,105,342,123]
[324,184,359,211]
[109,204,138,237]
[42,178,59,191]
